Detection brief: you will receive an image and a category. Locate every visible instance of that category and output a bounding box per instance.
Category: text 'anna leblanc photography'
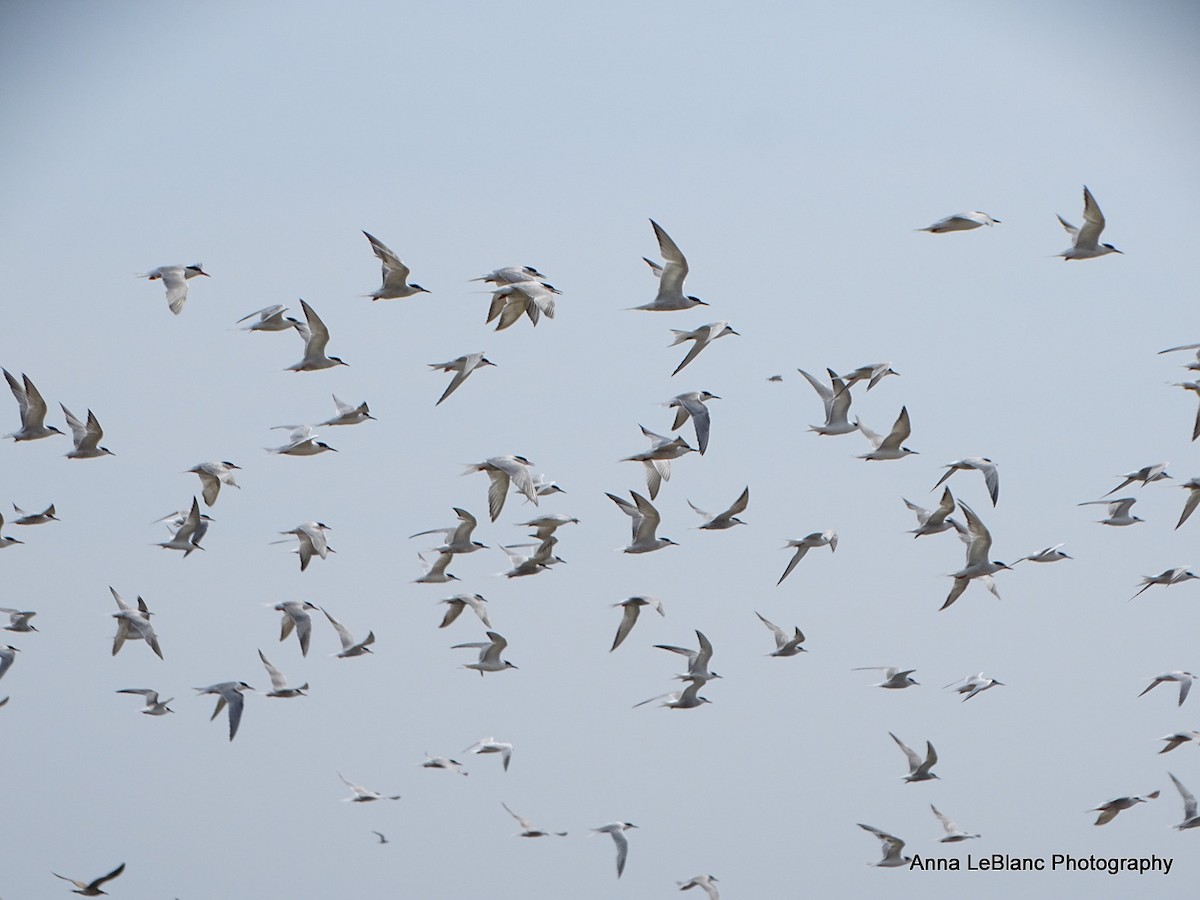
[909,854,1175,875]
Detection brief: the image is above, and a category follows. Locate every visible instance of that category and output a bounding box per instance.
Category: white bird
[633,219,709,311]
[755,611,807,657]
[0,608,37,632]
[142,263,208,314]
[52,862,126,896]
[890,731,939,782]
[1013,543,1071,564]
[414,551,461,584]
[279,521,333,572]
[438,594,492,630]
[287,299,348,371]
[466,455,537,521]
[856,406,918,460]
[858,824,911,868]
[1169,772,1200,829]
[60,405,113,459]
[322,607,375,658]
[931,805,980,841]
[1104,462,1171,496]
[273,600,318,656]
[918,211,1000,233]
[515,513,579,540]
[0,645,19,681]
[837,362,900,391]
[1170,380,1200,442]
[1091,791,1159,825]
[796,368,858,436]
[1078,496,1143,527]
[0,513,24,549]
[654,629,719,680]
[317,394,375,426]
[115,688,173,716]
[777,531,837,585]
[362,230,429,300]
[591,822,637,877]
[607,490,677,553]
[266,425,337,456]
[903,488,960,538]
[677,874,720,898]
[854,666,919,689]
[635,679,715,711]
[411,508,487,555]
[258,650,308,698]
[486,281,559,330]
[942,501,1009,611]
[1159,731,1200,754]
[931,457,999,506]
[339,771,401,802]
[528,474,566,499]
[502,802,567,837]
[621,425,695,499]
[1057,186,1122,260]
[187,461,241,507]
[195,681,253,741]
[110,587,162,660]
[610,596,665,652]
[3,370,63,441]
[668,321,738,376]
[664,390,719,454]
[499,538,563,578]
[12,502,58,525]
[1131,568,1199,600]
[429,352,495,405]
[1139,671,1194,706]
[453,630,517,675]
[1176,478,1200,530]
[943,672,1003,701]
[236,303,298,332]
[421,754,468,775]
[689,486,749,530]
[471,265,547,285]
[464,737,513,771]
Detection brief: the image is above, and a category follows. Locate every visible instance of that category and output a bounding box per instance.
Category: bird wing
[890,732,922,771]
[611,603,641,652]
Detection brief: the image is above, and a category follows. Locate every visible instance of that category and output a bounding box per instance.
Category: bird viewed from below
[918,211,1000,233]
[632,219,709,311]
[362,231,429,300]
[1057,185,1122,260]
[141,263,208,313]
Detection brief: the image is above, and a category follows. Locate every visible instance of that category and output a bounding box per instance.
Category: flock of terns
[4,187,1197,894]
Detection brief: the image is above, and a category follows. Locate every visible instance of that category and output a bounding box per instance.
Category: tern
[502,802,567,837]
[316,395,375,426]
[438,594,492,629]
[267,426,337,457]
[669,321,738,376]
[1104,462,1171,496]
[528,474,566,499]
[1139,671,1194,706]
[1091,792,1159,825]
[52,862,125,896]
[1131,568,1199,600]
[837,362,899,391]
[797,368,858,435]
[608,490,678,553]
[110,587,162,660]
[273,600,318,656]
[373,831,390,844]
[472,265,547,285]
[0,513,24,549]
[664,390,719,454]
[464,737,513,770]
[0,645,19,681]
[931,804,980,841]
[689,486,749,530]
[362,230,429,300]
[499,538,563,577]
[515,513,579,540]
[322,607,375,658]
[890,731,939,782]
[421,754,468,775]
[279,521,333,572]
[610,596,665,652]
[0,608,37,632]
[591,822,637,877]
[195,681,254,741]
[856,406,917,460]
[678,875,720,899]
[1013,543,1071,564]
[236,303,298,332]
[12,502,58,525]
[3,370,63,441]
[1078,497,1143,527]
[943,672,1003,701]
[854,667,919,689]
[115,688,174,715]
[919,211,1000,233]
[755,611,807,657]
[654,630,719,680]
[287,300,348,371]
[430,352,495,405]
[466,455,537,521]
[635,678,714,710]
[486,281,559,330]
[858,824,911,868]
[453,630,517,674]
[142,262,209,313]
[339,772,400,802]
[1057,186,1122,260]
[931,457,999,506]
[1176,479,1200,529]
[258,650,308,698]
[1169,773,1200,829]
[1170,381,1200,441]
[904,488,960,538]
[187,461,241,506]
[633,219,709,311]
[621,425,695,499]
[777,531,837,585]
[412,507,487,555]
[942,501,1009,610]
[60,405,113,459]
[1159,731,1200,754]
[414,551,461,584]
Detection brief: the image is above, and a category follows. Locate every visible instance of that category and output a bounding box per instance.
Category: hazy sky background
[2,1,1200,897]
